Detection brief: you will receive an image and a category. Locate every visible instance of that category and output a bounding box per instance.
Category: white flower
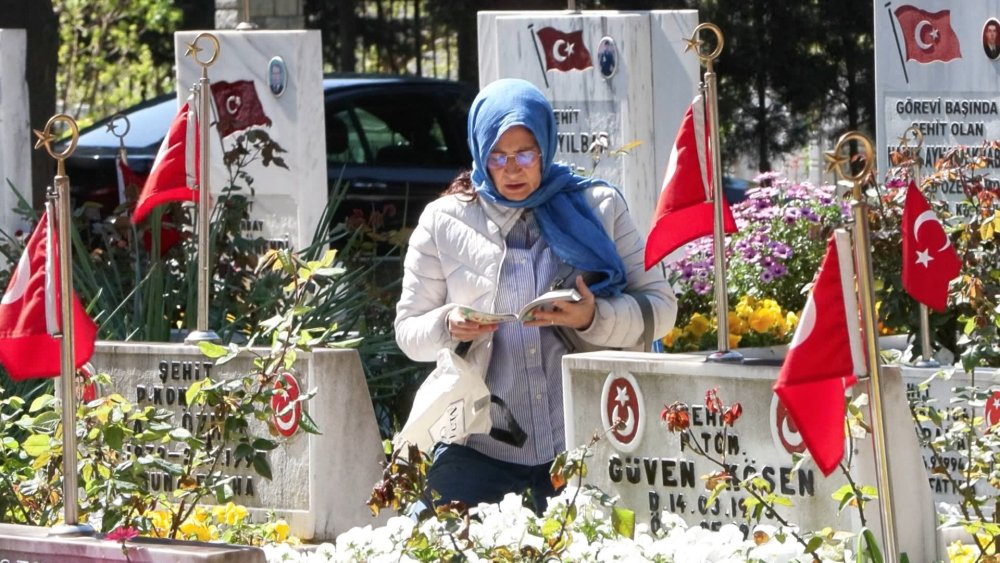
[307,543,337,562]
[263,543,302,562]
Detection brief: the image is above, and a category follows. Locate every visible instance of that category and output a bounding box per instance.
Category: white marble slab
[174,30,326,250]
[0,523,265,562]
[93,342,388,541]
[874,1,1000,216]
[0,29,32,240]
[562,351,936,561]
[478,11,700,236]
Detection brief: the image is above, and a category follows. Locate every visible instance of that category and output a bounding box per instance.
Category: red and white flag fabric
[211,80,272,138]
[115,150,146,206]
[894,5,962,64]
[773,230,866,476]
[901,181,961,312]
[132,96,199,225]
[0,211,97,381]
[644,95,737,270]
[535,27,593,72]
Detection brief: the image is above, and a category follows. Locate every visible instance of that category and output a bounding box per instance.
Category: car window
[326,91,460,167]
[76,96,177,149]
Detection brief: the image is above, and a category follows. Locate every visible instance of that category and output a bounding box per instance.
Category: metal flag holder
[32,115,93,535]
[107,113,148,319]
[895,126,940,369]
[183,32,221,344]
[686,23,742,363]
[825,132,899,562]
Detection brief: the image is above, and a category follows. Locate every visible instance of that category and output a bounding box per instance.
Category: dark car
[62,75,477,231]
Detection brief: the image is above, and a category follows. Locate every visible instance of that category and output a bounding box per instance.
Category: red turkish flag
[0,211,97,381]
[115,150,146,206]
[644,95,737,269]
[132,97,199,225]
[773,231,866,476]
[901,181,961,312]
[211,80,272,138]
[535,27,593,72]
[894,5,962,63]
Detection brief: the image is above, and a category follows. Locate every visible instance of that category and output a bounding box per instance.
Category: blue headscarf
[468,78,627,297]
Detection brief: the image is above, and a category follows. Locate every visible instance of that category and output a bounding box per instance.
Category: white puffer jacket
[395,185,677,376]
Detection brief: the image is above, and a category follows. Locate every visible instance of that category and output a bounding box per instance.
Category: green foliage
[882,143,1000,367]
[909,375,1000,561]
[55,0,181,126]
[0,245,336,540]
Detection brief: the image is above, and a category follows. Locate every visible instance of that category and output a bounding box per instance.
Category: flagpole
[687,23,741,363]
[897,126,939,368]
[184,32,221,344]
[32,114,92,534]
[826,132,898,561]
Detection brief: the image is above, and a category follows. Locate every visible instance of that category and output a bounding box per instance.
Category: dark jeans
[426,443,558,515]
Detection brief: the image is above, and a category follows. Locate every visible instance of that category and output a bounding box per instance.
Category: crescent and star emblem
[225,95,242,115]
[552,39,575,62]
[912,210,950,268]
[914,20,939,51]
[985,391,1000,428]
[612,384,636,436]
[0,251,31,306]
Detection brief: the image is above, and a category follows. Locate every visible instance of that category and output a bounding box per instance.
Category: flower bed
[262,489,822,563]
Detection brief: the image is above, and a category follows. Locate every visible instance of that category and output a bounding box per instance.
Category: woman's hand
[525,275,596,330]
[447,307,499,342]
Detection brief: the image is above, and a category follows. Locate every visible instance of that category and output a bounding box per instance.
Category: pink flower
[106,526,139,543]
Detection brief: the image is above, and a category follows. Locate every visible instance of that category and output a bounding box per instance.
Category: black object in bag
[455,341,527,448]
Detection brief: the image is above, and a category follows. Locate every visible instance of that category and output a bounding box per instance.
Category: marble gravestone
[874,1,1000,217]
[174,30,326,251]
[562,351,937,561]
[92,342,388,541]
[0,29,31,239]
[478,10,701,236]
[901,364,1000,518]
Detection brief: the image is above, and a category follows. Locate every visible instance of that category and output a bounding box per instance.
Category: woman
[395,78,676,513]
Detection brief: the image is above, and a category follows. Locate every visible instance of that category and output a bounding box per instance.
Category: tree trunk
[0,0,58,210]
[337,0,357,72]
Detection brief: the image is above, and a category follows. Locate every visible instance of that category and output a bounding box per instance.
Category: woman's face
[486,125,542,201]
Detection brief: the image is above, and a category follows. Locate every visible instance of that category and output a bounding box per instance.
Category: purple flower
[693,279,712,295]
[770,242,792,259]
[760,270,775,283]
[768,262,788,278]
[782,207,802,224]
[885,178,906,188]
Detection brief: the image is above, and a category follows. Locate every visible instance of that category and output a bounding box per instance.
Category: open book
[458,288,582,324]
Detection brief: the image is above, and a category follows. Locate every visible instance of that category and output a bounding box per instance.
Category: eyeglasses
[486,149,540,170]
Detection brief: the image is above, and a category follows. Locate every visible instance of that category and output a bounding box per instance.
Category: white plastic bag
[393,347,492,452]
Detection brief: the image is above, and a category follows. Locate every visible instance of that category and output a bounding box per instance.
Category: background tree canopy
[45,0,873,173]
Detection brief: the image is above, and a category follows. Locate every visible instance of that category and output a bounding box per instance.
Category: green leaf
[540,518,561,538]
[858,528,884,563]
[28,394,56,413]
[252,452,273,480]
[611,506,635,538]
[185,379,205,407]
[298,409,321,435]
[805,535,824,554]
[252,438,278,451]
[104,425,125,451]
[234,443,255,461]
[198,341,229,358]
[22,434,51,457]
